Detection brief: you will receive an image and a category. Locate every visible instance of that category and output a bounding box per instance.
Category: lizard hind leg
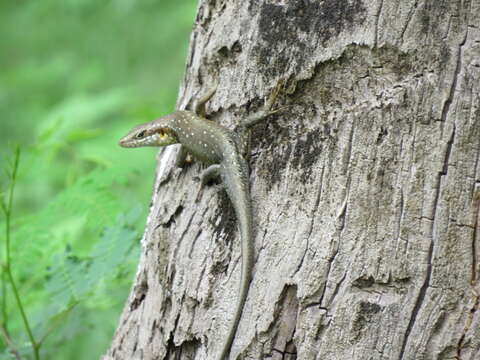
[195,164,221,202]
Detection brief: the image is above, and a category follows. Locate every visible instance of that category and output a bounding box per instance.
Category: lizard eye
[136,130,146,139]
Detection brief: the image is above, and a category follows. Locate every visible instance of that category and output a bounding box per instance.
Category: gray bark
[104,0,480,359]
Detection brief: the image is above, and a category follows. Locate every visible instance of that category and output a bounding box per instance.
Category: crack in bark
[195,255,208,299]
[398,237,434,360]
[188,228,203,259]
[293,232,309,277]
[394,188,405,249]
[321,270,347,308]
[271,347,297,359]
[261,284,299,359]
[440,126,455,176]
[294,165,325,276]
[335,192,349,231]
[161,204,184,228]
[399,0,418,44]
[165,311,182,359]
[399,123,456,359]
[316,216,346,308]
[456,293,480,359]
[188,196,215,259]
[170,211,197,278]
[341,122,355,176]
[456,185,480,358]
[130,280,148,311]
[373,0,384,47]
[440,29,468,123]
[472,185,480,284]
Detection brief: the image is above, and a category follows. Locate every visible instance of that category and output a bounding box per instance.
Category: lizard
[119,84,281,360]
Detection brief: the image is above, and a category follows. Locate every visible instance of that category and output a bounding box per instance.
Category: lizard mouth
[119,136,135,148]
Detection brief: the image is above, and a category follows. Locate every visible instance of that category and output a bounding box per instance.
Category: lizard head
[119,121,179,148]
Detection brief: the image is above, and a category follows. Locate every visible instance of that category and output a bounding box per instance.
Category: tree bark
[104,0,480,359]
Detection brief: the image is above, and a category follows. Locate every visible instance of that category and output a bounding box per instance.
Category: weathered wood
[105,0,480,359]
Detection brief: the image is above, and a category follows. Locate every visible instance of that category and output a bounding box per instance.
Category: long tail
[217,158,254,360]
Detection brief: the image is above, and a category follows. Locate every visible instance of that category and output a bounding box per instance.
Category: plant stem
[0,324,21,360]
[1,271,7,331]
[5,146,20,268]
[1,146,40,360]
[7,270,40,360]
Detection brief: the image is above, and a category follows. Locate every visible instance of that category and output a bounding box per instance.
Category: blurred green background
[0,1,197,359]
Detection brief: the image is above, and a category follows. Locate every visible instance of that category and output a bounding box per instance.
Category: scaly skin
[119,87,280,360]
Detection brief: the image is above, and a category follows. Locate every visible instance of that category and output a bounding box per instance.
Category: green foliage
[0,0,197,359]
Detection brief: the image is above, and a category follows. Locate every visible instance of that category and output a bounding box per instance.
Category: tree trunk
[104,0,480,359]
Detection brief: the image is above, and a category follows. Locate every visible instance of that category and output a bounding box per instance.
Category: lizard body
[119,86,279,360]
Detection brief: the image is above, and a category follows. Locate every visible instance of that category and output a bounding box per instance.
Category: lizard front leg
[193,84,218,118]
[175,145,189,168]
[240,81,283,129]
[236,82,284,158]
